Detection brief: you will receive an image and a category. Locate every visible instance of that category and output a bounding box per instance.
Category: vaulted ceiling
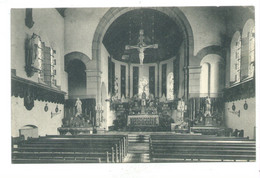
[103,9,183,64]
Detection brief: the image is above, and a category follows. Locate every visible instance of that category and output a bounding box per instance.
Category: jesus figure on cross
[125,29,158,65]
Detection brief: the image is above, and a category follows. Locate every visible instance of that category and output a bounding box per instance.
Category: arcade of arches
[11,7,256,163]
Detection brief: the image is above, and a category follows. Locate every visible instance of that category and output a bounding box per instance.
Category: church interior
[11,7,256,163]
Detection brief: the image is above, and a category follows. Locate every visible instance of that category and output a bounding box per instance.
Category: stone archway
[196,45,226,63]
[65,51,91,72]
[92,7,194,103]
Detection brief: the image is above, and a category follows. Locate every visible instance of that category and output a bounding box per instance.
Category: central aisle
[123,134,150,163]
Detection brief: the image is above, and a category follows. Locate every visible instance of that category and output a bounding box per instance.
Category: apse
[103,8,184,100]
[103,9,183,64]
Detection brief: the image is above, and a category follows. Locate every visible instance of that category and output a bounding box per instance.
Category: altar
[127,115,159,127]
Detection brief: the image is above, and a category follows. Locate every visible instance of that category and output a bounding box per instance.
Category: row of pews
[12,134,128,163]
[149,134,256,162]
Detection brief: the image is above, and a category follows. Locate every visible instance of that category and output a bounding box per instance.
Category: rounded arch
[19,125,38,139]
[21,125,38,129]
[200,54,224,66]
[196,45,225,64]
[92,7,194,102]
[65,51,91,72]
[242,18,255,78]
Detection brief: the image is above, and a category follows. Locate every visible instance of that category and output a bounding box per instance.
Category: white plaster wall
[200,54,223,97]
[179,7,226,56]
[64,8,109,58]
[200,63,210,97]
[224,97,255,139]
[11,9,66,91]
[11,9,66,137]
[11,96,64,137]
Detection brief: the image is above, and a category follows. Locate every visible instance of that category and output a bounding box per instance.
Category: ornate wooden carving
[24,86,34,110]
[223,79,255,102]
[12,74,66,108]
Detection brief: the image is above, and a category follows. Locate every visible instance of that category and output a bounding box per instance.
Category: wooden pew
[25,136,127,162]
[149,135,256,162]
[12,157,102,164]
[44,134,128,157]
[13,145,111,163]
[150,134,250,140]
[12,135,127,164]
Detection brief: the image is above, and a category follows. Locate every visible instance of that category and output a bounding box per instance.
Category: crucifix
[125,29,158,65]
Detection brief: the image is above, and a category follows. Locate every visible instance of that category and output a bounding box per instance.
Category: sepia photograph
[2,0,260,177]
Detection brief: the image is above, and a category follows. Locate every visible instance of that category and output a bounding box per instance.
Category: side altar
[58,98,95,135]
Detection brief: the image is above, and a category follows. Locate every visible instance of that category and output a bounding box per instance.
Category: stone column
[85,69,100,98]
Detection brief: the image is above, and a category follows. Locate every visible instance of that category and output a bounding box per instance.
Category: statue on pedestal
[204,96,212,117]
[75,98,82,117]
[177,98,185,119]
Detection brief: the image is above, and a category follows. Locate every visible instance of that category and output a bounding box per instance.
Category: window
[234,36,241,83]
[230,31,241,84]
[50,48,57,87]
[248,27,255,77]
[33,34,44,82]
[230,19,255,85]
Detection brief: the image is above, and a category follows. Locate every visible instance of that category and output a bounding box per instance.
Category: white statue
[125,29,158,65]
[177,98,185,119]
[205,96,211,116]
[75,98,82,116]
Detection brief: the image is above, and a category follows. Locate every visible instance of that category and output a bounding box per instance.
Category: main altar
[109,87,225,133]
[127,115,159,127]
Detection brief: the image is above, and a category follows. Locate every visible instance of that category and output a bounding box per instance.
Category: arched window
[248,27,255,77]
[230,31,241,83]
[242,19,255,78]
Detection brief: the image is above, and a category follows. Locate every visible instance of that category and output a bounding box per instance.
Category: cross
[125,29,158,65]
